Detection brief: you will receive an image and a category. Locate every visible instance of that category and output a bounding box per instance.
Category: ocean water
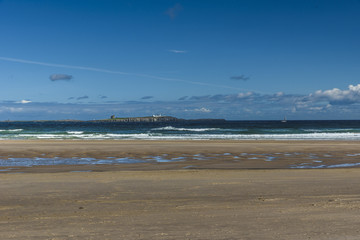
[1,120,360,140]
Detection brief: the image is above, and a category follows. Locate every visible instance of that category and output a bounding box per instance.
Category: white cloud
[237,92,253,98]
[309,106,324,111]
[169,49,187,54]
[196,107,211,113]
[275,92,284,97]
[2,83,360,120]
[185,107,212,113]
[0,107,25,113]
[17,100,32,104]
[310,84,360,104]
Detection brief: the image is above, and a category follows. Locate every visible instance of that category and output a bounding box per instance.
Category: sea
[2,120,360,169]
[1,120,360,141]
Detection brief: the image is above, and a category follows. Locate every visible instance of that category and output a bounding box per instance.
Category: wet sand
[1,140,360,172]
[1,140,360,239]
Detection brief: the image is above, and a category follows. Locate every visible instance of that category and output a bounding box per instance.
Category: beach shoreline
[1,139,360,172]
[2,140,360,239]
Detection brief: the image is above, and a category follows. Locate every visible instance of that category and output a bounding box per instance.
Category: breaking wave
[152,126,221,132]
[0,132,359,140]
[1,121,360,140]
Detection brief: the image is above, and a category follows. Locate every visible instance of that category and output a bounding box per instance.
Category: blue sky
[1,0,360,120]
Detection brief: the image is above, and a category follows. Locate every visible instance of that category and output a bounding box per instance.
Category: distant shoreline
[1,116,227,123]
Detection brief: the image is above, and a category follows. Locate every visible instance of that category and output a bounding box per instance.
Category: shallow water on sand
[1,152,360,169]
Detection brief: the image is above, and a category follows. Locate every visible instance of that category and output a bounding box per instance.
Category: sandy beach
[1,140,360,171]
[1,140,360,239]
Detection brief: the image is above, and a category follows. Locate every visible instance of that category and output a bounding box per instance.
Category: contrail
[0,56,130,75]
[0,56,244,91]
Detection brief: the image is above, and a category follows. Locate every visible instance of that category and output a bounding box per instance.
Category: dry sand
[1,140,360,239]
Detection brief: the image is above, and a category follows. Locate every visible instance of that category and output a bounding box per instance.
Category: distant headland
[91,115,226,123]
[1,115,226,123]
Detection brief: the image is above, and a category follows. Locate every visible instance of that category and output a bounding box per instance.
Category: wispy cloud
[165,3,183,19]
[230,75,250,81]
[169,49,187,54]
[0,56,129,75]
[77,95,89,100]
[141,96,154,100]
[0,56,246,91]
[50,74,73,81]
[178,96,188,100]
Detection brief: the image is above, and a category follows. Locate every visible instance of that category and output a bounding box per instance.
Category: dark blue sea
[1,120,360,140]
